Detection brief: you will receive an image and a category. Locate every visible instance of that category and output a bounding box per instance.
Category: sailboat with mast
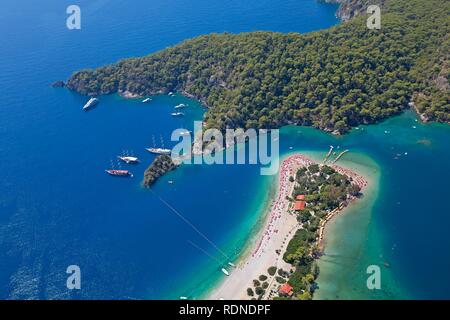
[106,159,133,177]
[146,135,171,155]
[118,150,140,164]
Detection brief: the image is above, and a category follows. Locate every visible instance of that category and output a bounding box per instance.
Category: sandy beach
[208,153,368,300]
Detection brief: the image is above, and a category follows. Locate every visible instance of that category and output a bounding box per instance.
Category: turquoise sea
[0,0,449,299]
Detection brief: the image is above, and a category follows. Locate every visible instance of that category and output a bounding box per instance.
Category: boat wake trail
[149,189,230,260]
[187,240,223,265]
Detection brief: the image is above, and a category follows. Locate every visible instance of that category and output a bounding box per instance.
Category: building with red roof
[294,201,306,211]
[296,195,305,200]
[279,283,294,296]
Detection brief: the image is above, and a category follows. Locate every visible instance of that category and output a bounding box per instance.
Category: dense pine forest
[142,155,178,187]
[66,0,449,134]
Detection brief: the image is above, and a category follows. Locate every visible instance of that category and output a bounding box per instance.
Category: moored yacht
[117,156,139,164]
[146,147,171,155]
[171,112,184,117]
[83,97,99,110]
[105,169,133,177]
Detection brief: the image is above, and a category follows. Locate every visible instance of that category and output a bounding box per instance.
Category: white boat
[118,156,139,164]
[83,97,99,110]
[171,112,184,117]
[228,262,235,267]
[179,296,188,300]
[174,103,186,109]
[221,268,229,276]
[142,98,151,103]
[105,169,132,177]
[168,92,174,96]
[146,147,171,155]
[180,130,191,136]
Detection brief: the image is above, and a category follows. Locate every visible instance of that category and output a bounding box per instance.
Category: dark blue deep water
[0,0,339,299]
[1,0,449,300]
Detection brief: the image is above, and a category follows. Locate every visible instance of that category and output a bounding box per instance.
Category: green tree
[268,266,277,276]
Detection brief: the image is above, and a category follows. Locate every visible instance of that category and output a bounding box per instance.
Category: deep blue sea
[0,0,449,300]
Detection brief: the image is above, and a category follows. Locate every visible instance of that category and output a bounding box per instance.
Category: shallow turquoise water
[1,0,449,300]
[278,111,450,299]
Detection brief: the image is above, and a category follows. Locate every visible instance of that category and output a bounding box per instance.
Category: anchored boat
[105,169,133,177]
[146,135,171,155]
[146,147,171,155]
[118,156,139,164]
[83,97,99,110]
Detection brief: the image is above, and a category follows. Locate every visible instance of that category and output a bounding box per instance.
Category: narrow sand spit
[208,154,368,300]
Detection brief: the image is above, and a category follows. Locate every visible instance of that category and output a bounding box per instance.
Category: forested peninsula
[65,0,449,134]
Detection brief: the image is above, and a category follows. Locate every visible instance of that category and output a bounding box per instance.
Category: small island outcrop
[142,155,178,187]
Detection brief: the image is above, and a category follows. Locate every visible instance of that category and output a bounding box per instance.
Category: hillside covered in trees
[66,0,449,134]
